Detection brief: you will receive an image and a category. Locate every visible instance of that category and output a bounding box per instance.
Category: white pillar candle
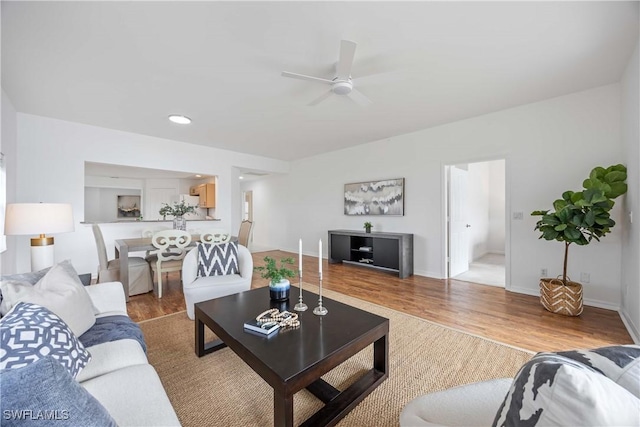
[318,239,322,275]
[299,238,303,271]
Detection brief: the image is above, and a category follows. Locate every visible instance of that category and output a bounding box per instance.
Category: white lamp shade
[5,203,75,236]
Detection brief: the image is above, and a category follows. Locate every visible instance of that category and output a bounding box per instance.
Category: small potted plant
[254,256,296,301]
[159,200,197,230]
[531,164,627,316]
[364,221,373,233]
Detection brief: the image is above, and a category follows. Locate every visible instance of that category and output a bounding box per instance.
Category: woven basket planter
[540,278,583,316]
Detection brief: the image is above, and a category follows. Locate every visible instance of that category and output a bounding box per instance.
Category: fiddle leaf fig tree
[531,164,627,286]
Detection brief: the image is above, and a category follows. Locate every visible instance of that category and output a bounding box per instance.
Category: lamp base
[30,237,55,272]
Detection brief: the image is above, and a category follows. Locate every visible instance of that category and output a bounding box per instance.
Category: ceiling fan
[282,40,372,106]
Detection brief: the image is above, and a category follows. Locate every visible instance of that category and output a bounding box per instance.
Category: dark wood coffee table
[194,286,389,427]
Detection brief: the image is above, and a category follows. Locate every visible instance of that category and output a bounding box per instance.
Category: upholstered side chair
[181,243,252,320]
[91,224,153,296]
[237,220,253,248]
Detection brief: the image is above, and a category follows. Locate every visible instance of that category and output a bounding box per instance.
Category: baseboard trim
[414,270,444,280]
[508,285,620,311]
[619,308,640,344]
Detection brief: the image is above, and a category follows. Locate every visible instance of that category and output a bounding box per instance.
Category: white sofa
[182,244,253,320]
[400,345,640,427]
[79,281,180,426]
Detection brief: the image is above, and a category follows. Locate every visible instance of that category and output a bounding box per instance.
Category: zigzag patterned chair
[181,242,253,320]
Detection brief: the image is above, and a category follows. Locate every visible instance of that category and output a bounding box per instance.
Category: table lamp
[4,203,75,271]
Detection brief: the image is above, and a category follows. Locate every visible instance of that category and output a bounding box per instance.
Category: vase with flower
[158,201,197,231]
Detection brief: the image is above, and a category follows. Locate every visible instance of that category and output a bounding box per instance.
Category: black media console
[328,230,414,278]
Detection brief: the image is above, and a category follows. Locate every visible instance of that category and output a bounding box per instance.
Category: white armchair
[181,244,253,320]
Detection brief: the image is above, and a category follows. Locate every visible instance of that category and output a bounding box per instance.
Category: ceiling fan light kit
[282,40,370,106]
[332,80,353,95]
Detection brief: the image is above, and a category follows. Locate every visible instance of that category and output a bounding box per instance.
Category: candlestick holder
[294,270,308,312]
[313,272,328,316]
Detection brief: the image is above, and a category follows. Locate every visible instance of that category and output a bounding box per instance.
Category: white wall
[1,91,18,274]
[488,159,506,254]
[466,159,506,260]
[621,39,640,342]
[467,162,490,260]
[246,84,626,310]
[13,114,289,275]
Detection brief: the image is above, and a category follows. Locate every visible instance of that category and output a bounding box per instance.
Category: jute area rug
[139,289,533,427]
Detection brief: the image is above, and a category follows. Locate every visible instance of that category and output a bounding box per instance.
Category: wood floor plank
[126,250,633,352]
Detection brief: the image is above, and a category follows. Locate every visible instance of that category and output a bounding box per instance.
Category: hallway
[453,253,505,287]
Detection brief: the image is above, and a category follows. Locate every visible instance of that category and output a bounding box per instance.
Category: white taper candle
[319,239,322,276]
[299,238,303,271]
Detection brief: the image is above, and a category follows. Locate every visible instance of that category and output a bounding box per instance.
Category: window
[0,152,6,253]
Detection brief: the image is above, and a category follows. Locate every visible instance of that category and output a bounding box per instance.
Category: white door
[449,166,470,277]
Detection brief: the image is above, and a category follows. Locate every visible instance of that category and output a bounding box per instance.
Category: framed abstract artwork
[117,195,141,218]
[344,178,404,216]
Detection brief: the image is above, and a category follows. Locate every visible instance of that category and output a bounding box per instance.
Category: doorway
[446,159,506,287]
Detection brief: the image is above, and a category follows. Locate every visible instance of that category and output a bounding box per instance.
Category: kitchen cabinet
[190,183,215,208]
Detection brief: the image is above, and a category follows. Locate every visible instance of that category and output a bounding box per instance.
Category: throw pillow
[0,302,91,378]
[197,241,239,277]
[0,261,96,336]
[0,356,116,427]
[492,352,640,427]
[0,266,51,309]
[551,345,640,398]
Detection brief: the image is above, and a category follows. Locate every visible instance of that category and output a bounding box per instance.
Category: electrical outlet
[513,212,524,220]
[540,268,548,277]
[580,272,590,283]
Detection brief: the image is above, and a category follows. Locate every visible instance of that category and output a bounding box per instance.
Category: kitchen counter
[81,219,221,224]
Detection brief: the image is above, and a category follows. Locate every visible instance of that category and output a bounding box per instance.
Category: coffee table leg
[196,314,205,357]
[374,333,388,374]
[274,392,293,427]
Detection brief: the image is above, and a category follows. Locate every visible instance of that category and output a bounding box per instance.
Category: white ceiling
[2,1,638,161]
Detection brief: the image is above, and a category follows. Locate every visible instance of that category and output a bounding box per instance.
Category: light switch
[513,212,524,220]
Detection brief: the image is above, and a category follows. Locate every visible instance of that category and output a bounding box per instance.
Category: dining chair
[200,229,232,244]
[91,224,153,296]
[147,229,192,298]
[237,220,253,248]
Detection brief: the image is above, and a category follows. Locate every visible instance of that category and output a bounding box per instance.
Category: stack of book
[243,318,280,337]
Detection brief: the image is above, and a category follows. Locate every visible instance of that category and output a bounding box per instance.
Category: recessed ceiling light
[239,176,244,180]
[168,115,191,125]
[195,174,202,178]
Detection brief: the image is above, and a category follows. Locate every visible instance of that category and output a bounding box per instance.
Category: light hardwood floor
[126,249,634,353]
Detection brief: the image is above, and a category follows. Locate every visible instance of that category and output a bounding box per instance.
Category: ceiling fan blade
[336,40,357,79]
[307,90,334,106]
[348,89,372,106]
[281,71,334,85]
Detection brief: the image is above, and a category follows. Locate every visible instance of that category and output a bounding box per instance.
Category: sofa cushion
[0,261,96,336]
[400,378,513,426]
[492,352,640,427]
[82,364,181,426]
[197,241,239,277]
[0,356,116,427]
[79,315,147,353]
[76,339,148,383]
[550,345,640,398]
[0,302,92,378]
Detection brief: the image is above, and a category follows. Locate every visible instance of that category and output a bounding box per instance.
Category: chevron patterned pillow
[492,349,640,427]
[197,242,239,277]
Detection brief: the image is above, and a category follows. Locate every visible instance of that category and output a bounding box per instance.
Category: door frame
[441,154,511,290]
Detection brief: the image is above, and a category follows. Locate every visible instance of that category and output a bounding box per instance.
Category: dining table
[114,234,235,301]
